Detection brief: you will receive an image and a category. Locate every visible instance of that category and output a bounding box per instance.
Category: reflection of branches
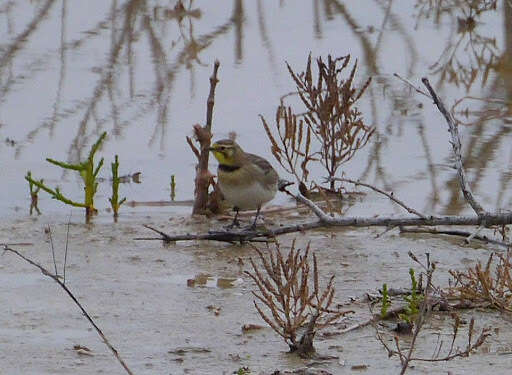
[68,0,142,163]
[0,0,58,74]
[4,0,236,161]
[423,0,500,91]
[327,0,378,74]
[233,0,244,63]
[257,0,278,78]
[49,0,67,138]
[0,0,57,102]
[451,96,511,126]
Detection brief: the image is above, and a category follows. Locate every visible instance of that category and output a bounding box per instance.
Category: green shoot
[25,132,107,223]
[109,154,126,221]
[399,268,422,324]
[381,283,391,318]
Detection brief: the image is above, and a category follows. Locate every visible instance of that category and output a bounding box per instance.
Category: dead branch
[245,241,350,354]
[134,210,512,243]
[393,73,431,98]
[137,209,512,244]
[2,245,134,375]
[332,177,427,219]
[421,77,487,217]
[191,60,220,215]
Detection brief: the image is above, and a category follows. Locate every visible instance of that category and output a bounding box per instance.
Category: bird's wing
[246,153,279,185]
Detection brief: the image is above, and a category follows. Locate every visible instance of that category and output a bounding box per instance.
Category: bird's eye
[220,146,225,150]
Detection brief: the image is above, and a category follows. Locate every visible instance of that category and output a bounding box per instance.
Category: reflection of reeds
[2,0,240,162]
[421,0,501,91]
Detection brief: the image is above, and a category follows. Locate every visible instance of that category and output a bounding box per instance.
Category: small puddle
[169,273,243,289]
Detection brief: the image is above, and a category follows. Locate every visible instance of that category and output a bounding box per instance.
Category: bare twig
[2,245,134,375]
[465,224,485,244]
[332,177,427,219]
[47,225,58,276]
[421,77,486,217]
[64,212,71,285]
[393,73,431,98]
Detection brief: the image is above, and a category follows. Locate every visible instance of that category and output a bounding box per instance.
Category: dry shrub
[448,251,512,312]
[261,54,374,192]
[245,241,349,355]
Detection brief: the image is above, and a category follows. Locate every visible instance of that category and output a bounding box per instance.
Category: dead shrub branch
[245,241,351,355]
[449,252,512,312]
[262,54,374,191]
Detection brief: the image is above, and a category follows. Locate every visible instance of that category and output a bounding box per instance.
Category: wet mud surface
[1,209,512,374]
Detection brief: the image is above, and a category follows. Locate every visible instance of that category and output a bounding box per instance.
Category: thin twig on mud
[2,245,135,375]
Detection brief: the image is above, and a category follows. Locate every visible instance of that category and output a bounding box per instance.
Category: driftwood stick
[191,60,220,215]
[332,177,427,219]
[2,245,135,375]
[138,212,512,243]
[421,78,486,217]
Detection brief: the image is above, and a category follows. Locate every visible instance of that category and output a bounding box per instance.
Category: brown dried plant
[448,252,512,312]
[261,54,374,192]
[245,241,349,355]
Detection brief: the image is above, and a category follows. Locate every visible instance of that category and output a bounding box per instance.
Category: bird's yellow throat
[210,144,237,166]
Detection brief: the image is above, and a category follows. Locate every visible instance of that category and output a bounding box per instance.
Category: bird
[209,139,279,229]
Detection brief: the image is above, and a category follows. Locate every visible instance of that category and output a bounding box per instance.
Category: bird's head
[209,139,243,166]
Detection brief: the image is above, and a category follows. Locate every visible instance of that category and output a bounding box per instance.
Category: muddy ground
[1,205,511,375]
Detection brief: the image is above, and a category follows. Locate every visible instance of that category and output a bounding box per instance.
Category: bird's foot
[224,218,241,230]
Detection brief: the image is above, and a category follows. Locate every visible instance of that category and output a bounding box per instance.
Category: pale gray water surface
[1,1,512,374]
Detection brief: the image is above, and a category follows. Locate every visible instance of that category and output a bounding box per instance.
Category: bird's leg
[226,207,241,229]
[249,206,261,230]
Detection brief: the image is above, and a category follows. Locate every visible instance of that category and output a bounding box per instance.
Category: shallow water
[1,1,512,374]
[1,0,511,219]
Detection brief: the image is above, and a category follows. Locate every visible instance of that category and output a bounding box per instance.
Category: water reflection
[0,0,511,217]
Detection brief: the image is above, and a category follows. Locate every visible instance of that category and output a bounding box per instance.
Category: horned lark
[209,139,278,228]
